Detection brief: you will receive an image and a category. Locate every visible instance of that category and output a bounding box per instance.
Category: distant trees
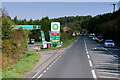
[2,17,11,40]
[11,15,92,41]
[40,16,51,41]
[86,10,120,45]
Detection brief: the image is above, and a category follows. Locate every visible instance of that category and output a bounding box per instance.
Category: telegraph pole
[111,3,116,12]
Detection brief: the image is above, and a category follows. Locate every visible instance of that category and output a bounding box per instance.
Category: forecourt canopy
[11,25,41,30]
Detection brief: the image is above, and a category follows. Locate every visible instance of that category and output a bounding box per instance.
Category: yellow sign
[52,40,59,42]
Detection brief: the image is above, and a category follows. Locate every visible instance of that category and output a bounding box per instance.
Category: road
[34,36,120,79]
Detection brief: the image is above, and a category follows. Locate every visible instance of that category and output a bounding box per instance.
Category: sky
[2,0,119,2]
[2,2,119,20]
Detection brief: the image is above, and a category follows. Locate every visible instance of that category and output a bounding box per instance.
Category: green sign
[49,31,52,45]
[11,25,41,30]
[51,22,60,45]
[41,30,45,45]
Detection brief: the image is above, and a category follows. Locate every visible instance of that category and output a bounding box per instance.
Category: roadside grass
[2,50,40,78]
[34,42,42,44]
[41,36,79,51]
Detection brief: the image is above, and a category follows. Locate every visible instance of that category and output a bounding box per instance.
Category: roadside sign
[51,22,60,32]
[11,25,41,30]
[49,31,52,45]
[41,30,45,45]
[51,22,60,45]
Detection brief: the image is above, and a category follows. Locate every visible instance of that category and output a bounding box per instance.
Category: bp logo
[52,24,59,30]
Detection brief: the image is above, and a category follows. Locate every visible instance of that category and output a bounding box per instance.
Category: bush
[2,27,28,70]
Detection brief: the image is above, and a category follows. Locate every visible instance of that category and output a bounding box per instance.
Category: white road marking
[89,60,93,67]
[92,70,97,78]
[38,74,43,78]
[53,61,56,63]
[43,70,46,73]
[32,39,75,78]
[51,63,54,65]
[87,55,90,59]
[49,65,52,67]
[47,67,49,70]
[84,39,97,79]
[86,51,89,54]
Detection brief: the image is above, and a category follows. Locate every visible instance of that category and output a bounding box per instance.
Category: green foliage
[86,10,120,45]
[29,29,41,42]
[2,11,28,69]
[2,18,11,40]
[40,16,51,41]
[2,27,28,70]
[13,16,19,25]
[12,15,91,42]
[2,51,40,78]
[41,36,79,51]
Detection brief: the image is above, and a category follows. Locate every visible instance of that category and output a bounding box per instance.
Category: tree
[13,16,19,25]
[40,16,51,41]
[28,19,33,25]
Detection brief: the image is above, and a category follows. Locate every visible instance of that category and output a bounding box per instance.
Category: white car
[104,40,115,48]
[31,39,35,44]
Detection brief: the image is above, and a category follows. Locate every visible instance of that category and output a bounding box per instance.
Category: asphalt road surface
[34,36,120,79]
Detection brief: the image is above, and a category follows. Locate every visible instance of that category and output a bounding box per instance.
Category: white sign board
[51,22,60,31]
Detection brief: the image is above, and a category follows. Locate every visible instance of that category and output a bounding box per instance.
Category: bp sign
[52,24,59,30]
[51,22,60,45]
[51,22,60,32]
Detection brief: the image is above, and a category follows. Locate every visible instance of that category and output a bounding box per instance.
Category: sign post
[49,31,52,45]
[51,22,60,46]
[41,30,47,48]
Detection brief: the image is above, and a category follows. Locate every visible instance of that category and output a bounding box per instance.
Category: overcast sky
[2,0,119,2]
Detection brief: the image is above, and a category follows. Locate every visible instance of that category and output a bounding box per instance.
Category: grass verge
[34,42,42,44]
[41,36,79,51]
[2,50,40,78]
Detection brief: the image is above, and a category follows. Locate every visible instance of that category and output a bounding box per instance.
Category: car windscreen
[98,36,103,39]
[106,41,113,43]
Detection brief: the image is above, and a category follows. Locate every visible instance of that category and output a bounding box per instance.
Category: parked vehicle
[104,40,115,48]
[89,33,95,38]
[97,36,103,42]
[30,39,35,44]
[92,36,98,41]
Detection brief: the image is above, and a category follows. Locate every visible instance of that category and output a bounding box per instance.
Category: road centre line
[87,55,90,59]
[89,60,93,67]
[43,70,46,73]
[49,65,52,68]
[34,38,76,78]
[47,67,49,70]
[86,51,89,54]
[84,38,97,79]
[92,70,97,79]
[33,37,81,78]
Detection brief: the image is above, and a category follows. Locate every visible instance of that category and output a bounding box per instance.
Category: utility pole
[118,1,120,10]
[111,3,116,12]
